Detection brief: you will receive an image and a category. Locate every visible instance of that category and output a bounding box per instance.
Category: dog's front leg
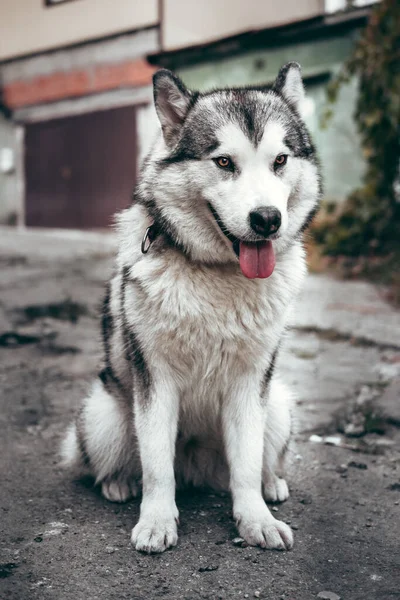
[223,376,293,550]
[131,375,179,553]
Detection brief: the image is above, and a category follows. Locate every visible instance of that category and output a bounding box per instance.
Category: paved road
[0,228,399,600]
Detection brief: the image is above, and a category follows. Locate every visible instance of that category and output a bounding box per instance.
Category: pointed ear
[153,69,192,145]
[273,62,305,113]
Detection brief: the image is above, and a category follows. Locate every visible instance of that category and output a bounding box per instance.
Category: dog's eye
[214,156,234,171]
[274,154,288,169]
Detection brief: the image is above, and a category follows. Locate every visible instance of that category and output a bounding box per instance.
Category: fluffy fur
[61,62,322,553]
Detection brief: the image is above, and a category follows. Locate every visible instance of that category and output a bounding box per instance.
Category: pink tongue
[239,241,275,279]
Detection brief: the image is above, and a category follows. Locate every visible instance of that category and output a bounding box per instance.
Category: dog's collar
[141,223,160,254]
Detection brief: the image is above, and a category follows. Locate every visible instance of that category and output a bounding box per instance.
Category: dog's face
[143,64,321,278]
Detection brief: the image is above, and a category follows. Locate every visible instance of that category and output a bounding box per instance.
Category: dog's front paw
[131,511,178,553]
[236,505,293,550]
[263,476,289,503]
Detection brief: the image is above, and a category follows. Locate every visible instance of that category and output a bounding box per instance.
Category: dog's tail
[60,422,83,469]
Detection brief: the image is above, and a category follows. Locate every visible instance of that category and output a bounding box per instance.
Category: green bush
[316,0,400,258]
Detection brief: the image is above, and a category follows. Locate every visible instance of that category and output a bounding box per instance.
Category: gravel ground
[0,228,399,600]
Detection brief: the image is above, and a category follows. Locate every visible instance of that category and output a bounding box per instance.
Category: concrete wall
[0,115,19,225]
[1,29,158,110]
[0,0,158,61]
[162,0,324,50]
[0,26,161,227]
[176,32,365,202]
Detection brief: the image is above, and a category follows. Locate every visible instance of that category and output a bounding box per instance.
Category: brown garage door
[25,105,137,229]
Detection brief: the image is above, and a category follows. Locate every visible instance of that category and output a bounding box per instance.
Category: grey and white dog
[62,62,322,553]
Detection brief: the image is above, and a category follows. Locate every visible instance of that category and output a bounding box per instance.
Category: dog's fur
[62,63,322,553]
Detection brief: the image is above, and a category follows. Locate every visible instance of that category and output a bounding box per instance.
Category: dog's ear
[273,62,305,114]
[153,69,192,146]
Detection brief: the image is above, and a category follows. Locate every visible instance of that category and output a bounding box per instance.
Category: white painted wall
[162,0,324,51]
[325,0,378,12]
[0,0,158,61]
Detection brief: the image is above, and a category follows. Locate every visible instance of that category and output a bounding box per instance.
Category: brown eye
[214,156,233,170]
[274,154,288,168]
[274,154,287,168]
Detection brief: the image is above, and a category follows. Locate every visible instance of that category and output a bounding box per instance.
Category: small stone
[336,464,348,474]
[233,537,247,547]
[198,565,219,572]
[344,422,364,436]
[291,524,299,530]
[317,592,341,600]
[271,506,279,512]
[309,434,323,443]
[324,436,342,446]
[105,546,117,554]
[374,438,395,447]
[254,593,261,598]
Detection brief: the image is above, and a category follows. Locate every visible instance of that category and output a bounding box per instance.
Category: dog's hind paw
[131,514,178,553]
[263,476,289,503]
[101,479,139,503]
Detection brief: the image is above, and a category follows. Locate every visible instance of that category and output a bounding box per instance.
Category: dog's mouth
[208,203,275,280]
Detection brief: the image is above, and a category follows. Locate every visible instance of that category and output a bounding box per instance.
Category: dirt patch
[0,330,80,354]
[292,325,400,352]
[17,299,89,324]
[0,563,19,579]
[0,255,27,267]
[0,332,42,347]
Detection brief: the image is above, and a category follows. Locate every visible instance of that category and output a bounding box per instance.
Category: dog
[62,62,322,553]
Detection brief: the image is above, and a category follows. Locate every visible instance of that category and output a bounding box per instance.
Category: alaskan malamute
[62,62,321,553]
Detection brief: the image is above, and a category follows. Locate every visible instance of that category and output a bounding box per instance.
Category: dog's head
[141,63,322,278]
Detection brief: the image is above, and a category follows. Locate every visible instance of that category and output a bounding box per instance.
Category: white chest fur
[124,242,306,386]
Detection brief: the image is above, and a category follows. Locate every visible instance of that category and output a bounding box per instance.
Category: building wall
[2,28,158,110]
[162,0,324,50]
[0,115,19,225]
[0,0,158,61]
[0,24,160,227]
[176,31,365,202]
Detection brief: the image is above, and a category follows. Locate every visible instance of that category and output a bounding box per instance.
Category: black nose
[249,207,282,237]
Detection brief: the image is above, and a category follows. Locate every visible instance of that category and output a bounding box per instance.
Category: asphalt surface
[0,228,399,600]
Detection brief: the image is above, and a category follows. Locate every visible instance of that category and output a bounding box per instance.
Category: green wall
[177,32,365,202]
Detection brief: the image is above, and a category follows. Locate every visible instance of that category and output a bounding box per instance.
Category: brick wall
[3,58,157,109]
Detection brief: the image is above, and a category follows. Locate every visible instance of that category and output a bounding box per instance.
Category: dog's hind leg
[61,378,140,502]
[262,378,293,503]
